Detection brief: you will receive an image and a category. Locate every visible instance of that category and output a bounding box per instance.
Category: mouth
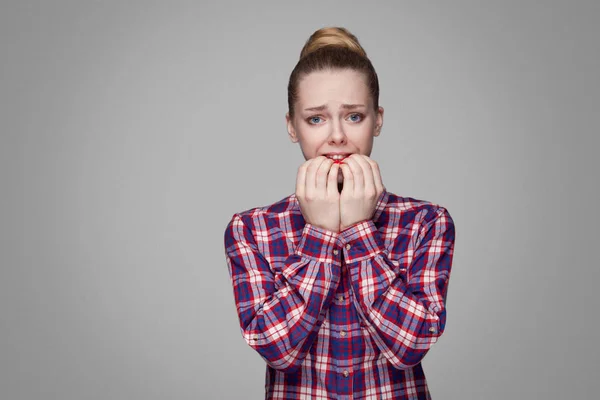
[324,154,351,163]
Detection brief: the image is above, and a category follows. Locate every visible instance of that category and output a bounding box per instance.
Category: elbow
[243,333,306,374]
[251,344,304,374]
[266,357,303,374]
[388,347,434,370]
[386,327,442,370]
[241,319,317,374]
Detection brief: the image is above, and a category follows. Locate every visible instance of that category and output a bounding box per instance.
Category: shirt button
[340,330,347,337]
[345,243,351,250]
[429,326,436,333]
[342,370,350,378]
[337,294,344,302]
[333,249,339,256]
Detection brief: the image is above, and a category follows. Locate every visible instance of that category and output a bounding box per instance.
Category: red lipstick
[324,153,351,164]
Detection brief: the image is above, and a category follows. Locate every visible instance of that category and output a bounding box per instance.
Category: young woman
[224,26,456,400]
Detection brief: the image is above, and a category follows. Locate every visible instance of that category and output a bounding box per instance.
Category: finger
[305,156,327,195]
[352,155,376,198]
[327,162,340,196]
[343,156,364,195]
[366,157,385,194]
[296,161,308,199]
[316,158,333,191]
[339,162,354,194]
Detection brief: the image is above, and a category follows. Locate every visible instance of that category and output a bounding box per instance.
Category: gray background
[1,0,598,399]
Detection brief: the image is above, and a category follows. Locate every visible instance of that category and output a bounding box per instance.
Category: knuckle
[320,159,333,168]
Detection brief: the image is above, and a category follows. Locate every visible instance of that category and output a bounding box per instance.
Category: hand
[296,156,341,233]
[338,154,385,232]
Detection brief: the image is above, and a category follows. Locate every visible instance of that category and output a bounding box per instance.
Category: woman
[224,26,456,399]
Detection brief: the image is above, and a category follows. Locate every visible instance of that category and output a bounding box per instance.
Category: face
[286,69,384,183]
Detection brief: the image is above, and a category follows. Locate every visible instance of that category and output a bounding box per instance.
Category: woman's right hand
[295,156,341,233]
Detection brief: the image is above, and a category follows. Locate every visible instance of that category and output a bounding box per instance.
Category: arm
[224,213,342,373]
[341,206,455,369]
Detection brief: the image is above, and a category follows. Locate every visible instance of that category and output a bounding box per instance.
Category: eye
[348,113,364,122]
[307,116,323,125]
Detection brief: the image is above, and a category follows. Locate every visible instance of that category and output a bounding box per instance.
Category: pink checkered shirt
[224,190,456,399]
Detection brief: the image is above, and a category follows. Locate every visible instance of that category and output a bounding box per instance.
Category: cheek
[347,129,375,152]
[297,135,319,156]
[300,133,327,154]
[349,122,374,136]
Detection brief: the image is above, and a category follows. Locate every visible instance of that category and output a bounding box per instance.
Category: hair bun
[300,26,367,60]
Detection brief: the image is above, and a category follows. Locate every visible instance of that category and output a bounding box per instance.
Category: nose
[328,120,347,145]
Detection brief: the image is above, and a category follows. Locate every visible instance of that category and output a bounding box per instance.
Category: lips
[324,154,351,163]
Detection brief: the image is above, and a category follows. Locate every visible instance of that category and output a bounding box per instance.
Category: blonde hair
[288,27,378,117]
[299,27,367,59]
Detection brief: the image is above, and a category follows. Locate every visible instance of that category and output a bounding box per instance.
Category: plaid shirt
[224,190,455,399]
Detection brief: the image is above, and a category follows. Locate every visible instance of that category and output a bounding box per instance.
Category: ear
[374,106,384,137]
[286,112,299,143]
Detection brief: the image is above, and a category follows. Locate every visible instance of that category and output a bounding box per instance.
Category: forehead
[296,69,371,110]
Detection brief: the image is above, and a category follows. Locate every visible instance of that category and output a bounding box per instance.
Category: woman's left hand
[338,154,385,232]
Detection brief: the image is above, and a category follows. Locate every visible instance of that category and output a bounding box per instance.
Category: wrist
[339,219,368,233]
[310,222,340,234]
[295,224,340,262]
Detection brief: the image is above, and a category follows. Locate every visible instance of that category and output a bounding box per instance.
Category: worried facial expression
[286,69,384,183]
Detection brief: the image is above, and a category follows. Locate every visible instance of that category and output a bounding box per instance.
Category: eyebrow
[303,104,367,112]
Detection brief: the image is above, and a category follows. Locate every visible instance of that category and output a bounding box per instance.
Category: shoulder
[383,191,454,228]
[224,193,300,234]
[233,193,299,220]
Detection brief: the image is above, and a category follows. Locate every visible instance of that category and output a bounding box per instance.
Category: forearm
[226,215,342,372]
[340,209,455,368]
[348,262,447,368]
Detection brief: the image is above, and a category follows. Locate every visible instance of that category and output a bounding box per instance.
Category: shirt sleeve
[224,213,342,373]
[339,206,456,369]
